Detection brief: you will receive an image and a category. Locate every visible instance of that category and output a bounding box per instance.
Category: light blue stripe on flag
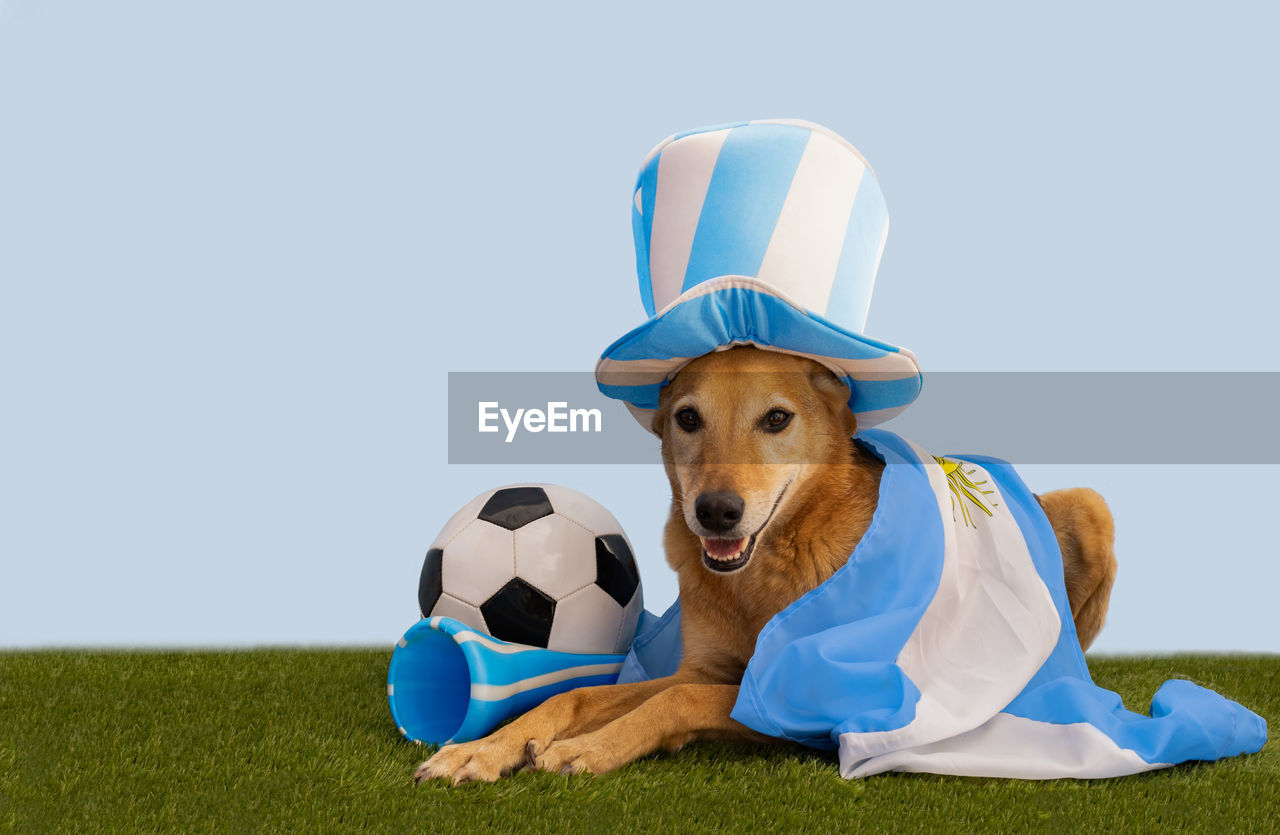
[682,124,811,291]
[826,172,889,330]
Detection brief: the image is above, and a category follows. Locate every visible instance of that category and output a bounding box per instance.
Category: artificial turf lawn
[1,651,1275,832]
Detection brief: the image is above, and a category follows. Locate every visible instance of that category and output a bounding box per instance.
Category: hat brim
[595,276,922,435]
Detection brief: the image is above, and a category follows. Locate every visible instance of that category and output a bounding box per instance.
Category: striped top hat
[595,119,923,433]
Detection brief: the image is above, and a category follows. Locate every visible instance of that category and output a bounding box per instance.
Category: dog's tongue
[703,537,746,559]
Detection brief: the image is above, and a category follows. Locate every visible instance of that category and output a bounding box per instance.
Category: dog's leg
[414,676,684,785]
[533,683,770,776]
[1036,488,1118,651]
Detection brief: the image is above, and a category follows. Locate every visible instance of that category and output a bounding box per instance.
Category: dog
[415,345,1118,784]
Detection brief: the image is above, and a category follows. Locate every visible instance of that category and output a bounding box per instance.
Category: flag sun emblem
[934,456,999,527]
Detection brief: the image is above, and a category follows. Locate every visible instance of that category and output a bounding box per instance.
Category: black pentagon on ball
[480,577,557,647]
[418,548,443,617]
[595,534,639,606]
[478,486,554,531]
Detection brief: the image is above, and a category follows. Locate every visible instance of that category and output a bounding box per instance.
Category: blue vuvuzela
[387,617,626,745]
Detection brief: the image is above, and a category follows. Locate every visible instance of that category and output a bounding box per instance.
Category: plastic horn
[387,616,627,745]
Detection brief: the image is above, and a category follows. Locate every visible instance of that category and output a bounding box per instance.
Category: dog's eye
[762,409,793,432]
[675,407,702,432]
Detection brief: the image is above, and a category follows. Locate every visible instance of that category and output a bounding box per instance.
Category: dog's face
[655,346,858,575]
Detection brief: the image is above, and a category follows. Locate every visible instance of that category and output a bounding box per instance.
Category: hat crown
[632,119,889,329]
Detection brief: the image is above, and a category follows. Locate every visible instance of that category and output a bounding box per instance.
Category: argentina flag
[596,120,923,433]
[618,429,1268,779]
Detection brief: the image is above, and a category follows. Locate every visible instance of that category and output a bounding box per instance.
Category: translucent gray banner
[448,372,1280,464]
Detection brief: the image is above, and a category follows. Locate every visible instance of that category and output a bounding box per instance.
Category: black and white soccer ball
[418,484,643,654]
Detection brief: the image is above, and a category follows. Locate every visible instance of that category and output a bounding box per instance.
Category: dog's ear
[808,367,859,438]
[651,388,672,439]
[651,408,667,439]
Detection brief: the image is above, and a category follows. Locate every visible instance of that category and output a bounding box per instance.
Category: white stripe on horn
[755,130,866,315]
[451,629,538,655]
[648,129,732,311]
[469,661,625,702]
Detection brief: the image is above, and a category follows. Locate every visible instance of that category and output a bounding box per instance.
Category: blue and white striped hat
[595,119,923,433]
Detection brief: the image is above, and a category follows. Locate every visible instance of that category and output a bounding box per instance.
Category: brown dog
[415,346,1117,784]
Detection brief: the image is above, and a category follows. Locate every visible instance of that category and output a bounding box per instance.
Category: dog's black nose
[695,491,744,534]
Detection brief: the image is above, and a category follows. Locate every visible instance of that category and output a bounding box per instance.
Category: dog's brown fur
[416,346,1118,784]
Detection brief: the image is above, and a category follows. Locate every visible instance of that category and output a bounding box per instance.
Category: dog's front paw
[534,735,630,776]
[413,737,528,786]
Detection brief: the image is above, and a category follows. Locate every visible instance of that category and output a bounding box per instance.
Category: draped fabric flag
[619,429,1267,779]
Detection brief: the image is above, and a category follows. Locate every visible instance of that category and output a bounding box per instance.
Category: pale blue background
[2,1,1276,651]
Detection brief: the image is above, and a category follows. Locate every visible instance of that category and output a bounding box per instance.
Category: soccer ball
[418,484,644,655]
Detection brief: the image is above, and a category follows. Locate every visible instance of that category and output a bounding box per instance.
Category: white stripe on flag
[469,661,624,702]
[843,712,1164,779]
[648,129,731,311]
[836,446,1061,766]
[756,130,866,315]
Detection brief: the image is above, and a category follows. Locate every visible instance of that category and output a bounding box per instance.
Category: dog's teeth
[702,537,746,559]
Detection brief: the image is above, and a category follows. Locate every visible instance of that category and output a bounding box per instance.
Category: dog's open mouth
[701,535,756,573]
[699,482,791,574]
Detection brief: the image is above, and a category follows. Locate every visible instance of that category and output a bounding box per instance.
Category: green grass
[1,651,1275,833]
